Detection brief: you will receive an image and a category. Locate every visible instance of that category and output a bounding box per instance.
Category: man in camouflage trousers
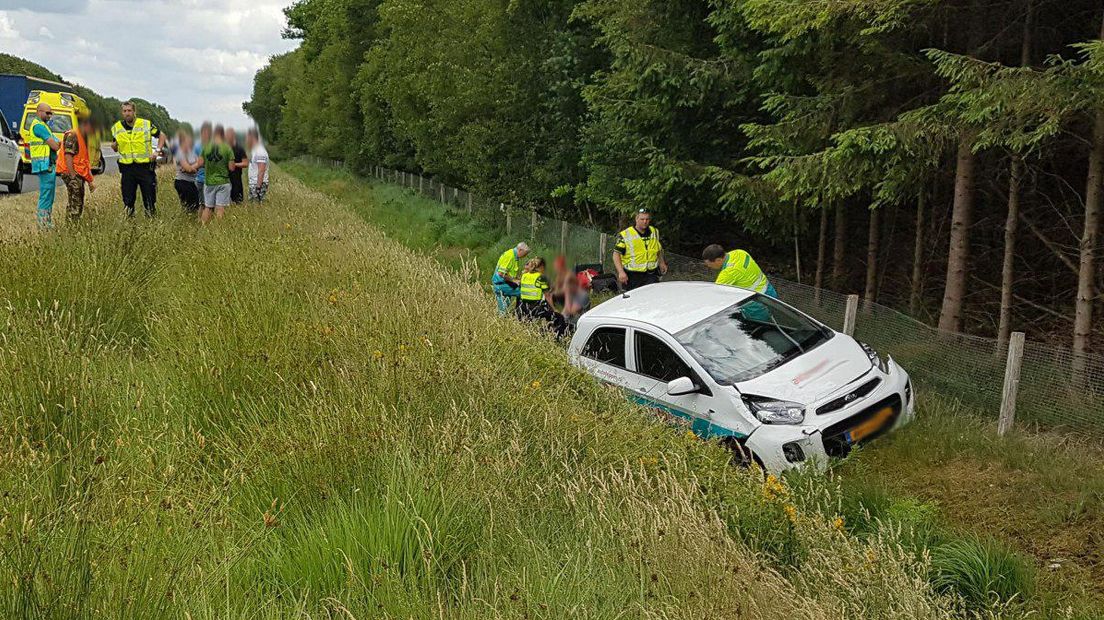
[57,114,96,221]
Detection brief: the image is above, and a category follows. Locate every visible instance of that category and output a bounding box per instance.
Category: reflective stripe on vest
[716,250,770,293]
[112,119,153,164]
[28,119,53,174]
[520,272,545,301]
[620,226,661,272]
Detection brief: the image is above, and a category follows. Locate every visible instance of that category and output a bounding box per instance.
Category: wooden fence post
[530,210,537,240]
[467,192,473,216]
[997,331,1026,436]
[560,221,568,256]
[842,294,859,336]
[419,174,424,194]
[440,185,446,205]
[454,187,459,203]
[505,204,512,235]
[599,233,608,267]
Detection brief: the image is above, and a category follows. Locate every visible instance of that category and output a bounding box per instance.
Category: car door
[576,325,638,392]
[631,329,732,437]
[0,112,16,182]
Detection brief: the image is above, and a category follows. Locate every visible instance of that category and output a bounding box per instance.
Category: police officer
[613,209,668,291]
[702,244,778,298]
[27,102,61,228]
[110,101,166,217]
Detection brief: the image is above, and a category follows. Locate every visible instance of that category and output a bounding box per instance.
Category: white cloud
[0,11,19,38]
[0,1,297,127]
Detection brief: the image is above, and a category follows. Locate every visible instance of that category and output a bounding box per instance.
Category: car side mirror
[666,376,697,396]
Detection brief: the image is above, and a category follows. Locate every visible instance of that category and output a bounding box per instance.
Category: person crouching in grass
[197,125,234,223]
[516,257,569,339]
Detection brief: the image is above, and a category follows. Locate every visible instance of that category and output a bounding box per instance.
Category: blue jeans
[36,170,57,228]
[493,282,520,315]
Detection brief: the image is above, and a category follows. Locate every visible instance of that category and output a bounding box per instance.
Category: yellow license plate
[847,406,895,443]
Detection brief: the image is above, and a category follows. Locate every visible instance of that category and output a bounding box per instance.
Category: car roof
[584,282,756,334]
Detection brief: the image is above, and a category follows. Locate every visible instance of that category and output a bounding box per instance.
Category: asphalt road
[0,147,119,196]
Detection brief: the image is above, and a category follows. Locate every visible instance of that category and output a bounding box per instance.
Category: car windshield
[675,295,833,384]
[22,112,72,134]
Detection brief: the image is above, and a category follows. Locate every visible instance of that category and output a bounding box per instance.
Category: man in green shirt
[196,125,234,223]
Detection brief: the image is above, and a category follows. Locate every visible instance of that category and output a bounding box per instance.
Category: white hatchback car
[568,282,915,472]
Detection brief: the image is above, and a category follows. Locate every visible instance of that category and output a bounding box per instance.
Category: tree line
[247,0,1104,367]
[1,53,185,137]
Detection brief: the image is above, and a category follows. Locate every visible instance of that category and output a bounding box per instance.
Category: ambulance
[17,90,103,174]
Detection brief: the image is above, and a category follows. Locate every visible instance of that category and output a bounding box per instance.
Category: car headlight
[743,396,806,425]
[860,342,889,373]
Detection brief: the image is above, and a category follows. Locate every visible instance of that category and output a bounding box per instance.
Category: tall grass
[0,170,1024,617]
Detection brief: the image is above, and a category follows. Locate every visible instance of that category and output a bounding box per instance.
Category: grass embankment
[0,169,974,617]
[281,159,1104,617]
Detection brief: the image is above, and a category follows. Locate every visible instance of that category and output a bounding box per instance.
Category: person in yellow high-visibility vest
[110,101,166,218]
[27,103,61,228]
[613,209,668,291]
[491,242,530,315]
[702,244,778,298]
[516,257,568,338]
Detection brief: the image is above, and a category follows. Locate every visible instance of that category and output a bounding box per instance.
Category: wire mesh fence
[306,158,1104,436]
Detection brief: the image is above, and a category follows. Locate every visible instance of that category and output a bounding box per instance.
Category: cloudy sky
[0,0,298,128]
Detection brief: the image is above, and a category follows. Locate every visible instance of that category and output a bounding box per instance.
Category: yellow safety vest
[519,272,546,301]
[716,250,770,293]
[111,118,153,164]
[28,118,53,174]
[619,226,661,272]
[494,248,520,282]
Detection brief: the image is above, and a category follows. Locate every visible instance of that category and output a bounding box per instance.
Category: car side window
[0,113,9,139]
[582,327,626,368]
[635,332,695,383]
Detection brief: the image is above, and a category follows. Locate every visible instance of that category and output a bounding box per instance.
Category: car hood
[734,334,872,405]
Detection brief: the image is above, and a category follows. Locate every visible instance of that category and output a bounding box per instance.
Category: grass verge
[280,159,1104,617]
[0,167,973,617]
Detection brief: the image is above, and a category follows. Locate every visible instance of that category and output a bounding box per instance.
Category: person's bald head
[36,103,52,121]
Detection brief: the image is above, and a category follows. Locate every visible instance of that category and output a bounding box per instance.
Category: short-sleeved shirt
[63,132,79,156]
[229,143,247,185]
[194,142,205,183]
[248,143,270,186]
[174,144,199,182]
[201,142,234,186]
[32,121,57,168]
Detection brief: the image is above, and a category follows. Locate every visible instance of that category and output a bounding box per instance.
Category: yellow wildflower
[683,430,697,441]
[833,517,845,531]
[530,380,541,390]
[373,350,384,360]
[783,504,798,523]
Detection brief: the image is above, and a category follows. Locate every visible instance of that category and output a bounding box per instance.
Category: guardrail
[300,157,1104,437]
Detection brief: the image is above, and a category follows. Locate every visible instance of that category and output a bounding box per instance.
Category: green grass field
[278,160,1104,618]
[0,164,1098,617]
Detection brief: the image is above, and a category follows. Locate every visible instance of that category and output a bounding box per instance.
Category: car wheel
[6,167,22,194]
[721,437,762,470]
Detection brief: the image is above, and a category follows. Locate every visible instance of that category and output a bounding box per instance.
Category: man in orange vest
[57,112,96,221]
